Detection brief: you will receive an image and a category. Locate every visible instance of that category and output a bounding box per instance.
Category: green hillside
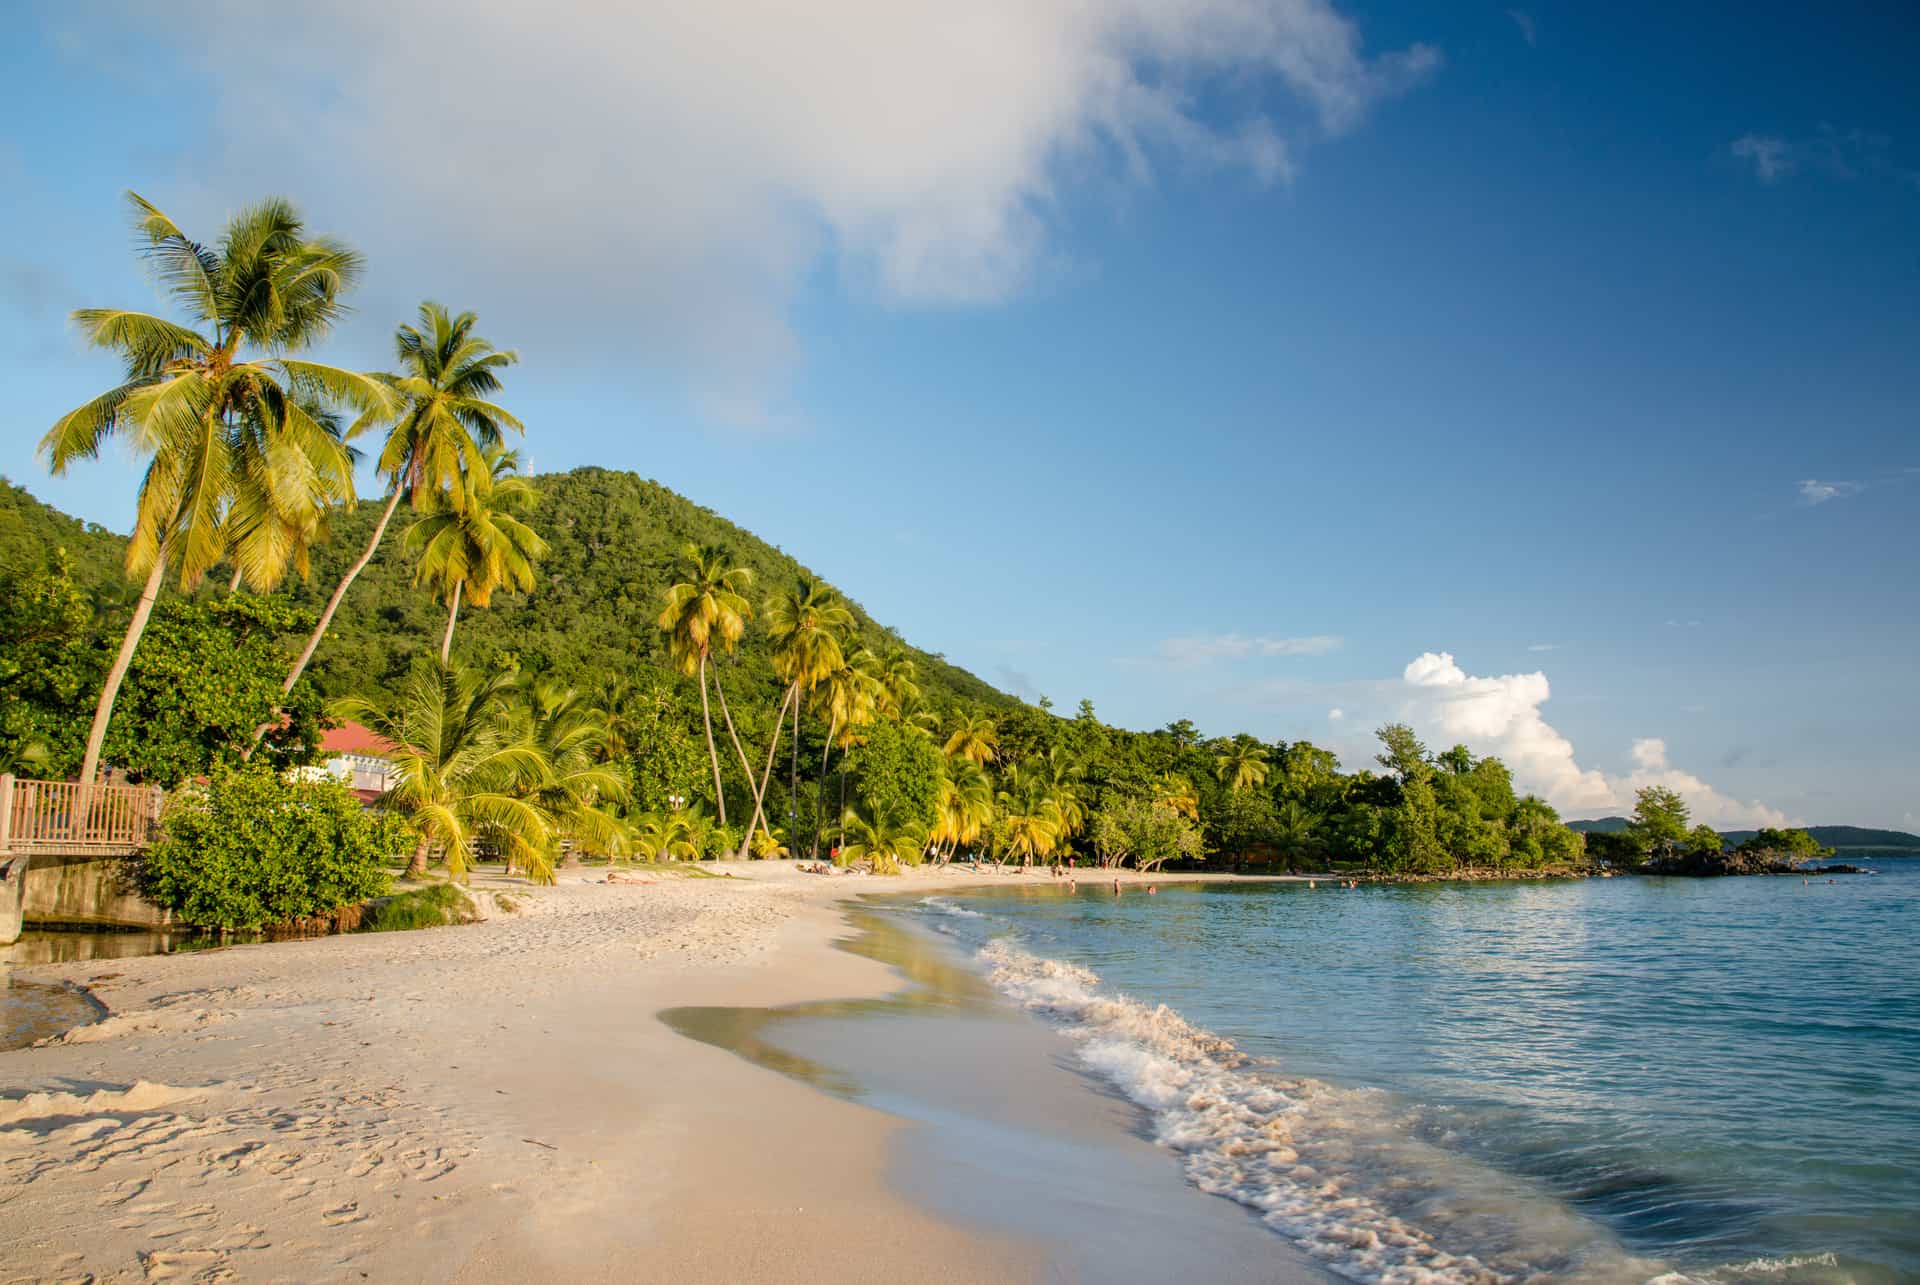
[1,467,1014,717]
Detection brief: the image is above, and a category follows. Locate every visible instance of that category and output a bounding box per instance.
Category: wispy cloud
[1527,643,1556,652]
[1137,632,1343,666]
[1799,478,1862,505]
[1731,127,1919,190]
[1505,9,1537,46]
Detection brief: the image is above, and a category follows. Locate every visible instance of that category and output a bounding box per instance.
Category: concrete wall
[18,851,171,930]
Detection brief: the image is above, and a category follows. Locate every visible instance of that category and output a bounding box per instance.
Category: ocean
[883,863,1920,1283]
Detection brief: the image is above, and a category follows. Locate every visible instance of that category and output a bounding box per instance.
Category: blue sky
[2,1,1915,828]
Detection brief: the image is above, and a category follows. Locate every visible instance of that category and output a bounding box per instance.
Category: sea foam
[979,939,1665,1285]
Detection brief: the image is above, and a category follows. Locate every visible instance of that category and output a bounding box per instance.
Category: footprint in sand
[322,1202,367,1227]
[138,1247,226,1281]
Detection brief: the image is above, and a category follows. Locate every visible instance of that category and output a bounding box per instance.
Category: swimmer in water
[1148,885,1158,896]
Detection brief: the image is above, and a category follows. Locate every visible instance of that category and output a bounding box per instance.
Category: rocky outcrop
[1640,848,1862,877]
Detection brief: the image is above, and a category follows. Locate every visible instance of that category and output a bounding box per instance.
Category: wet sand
[0,863,1309,1282]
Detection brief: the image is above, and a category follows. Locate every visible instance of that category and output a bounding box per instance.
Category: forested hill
[1569,817,1920,854]
[0,468,1015,713]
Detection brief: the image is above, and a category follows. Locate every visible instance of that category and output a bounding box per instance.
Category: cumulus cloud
[1398,652,1788,828]
[1799,478,1863,505]
[1328,707,1345,722]
[1146,632,1343,665]
[78,0,1438,421]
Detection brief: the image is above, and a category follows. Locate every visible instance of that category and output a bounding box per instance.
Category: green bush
[360,883,475,933]
[140,765,413,931]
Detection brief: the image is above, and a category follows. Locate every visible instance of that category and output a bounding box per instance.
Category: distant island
[1568,819,1920,857]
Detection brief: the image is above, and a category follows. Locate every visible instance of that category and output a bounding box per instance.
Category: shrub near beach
[139,766,413,932]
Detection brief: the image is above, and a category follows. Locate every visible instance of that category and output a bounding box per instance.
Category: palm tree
[942,713,999,766]
[997,759,1062,869]
[1041,747,1088,850]
[335,663,552,882]
[631,810,698,863]
[522,679,631,863]
[753,577,852,857]
[1154,772,1200,822]
[931,757,994,860]
[42,191,395,785]
[873,648,921,720]
[222,400,358,592]
[282,302,521,694]
[406,446,546,662]
[1214,739,1271,793]
[656,544,753,826]
[809,647,880,855]
[837,801,928,875]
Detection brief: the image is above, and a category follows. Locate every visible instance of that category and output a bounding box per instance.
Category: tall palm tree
[753,577,852,857]
[405,446,546,662]
[997,759,1062,869]
[931,756,994,860]
[809,647,880,855]
[1041,747,1088,849]
[222,400,358,592]
[336,663,552,882]
[942,713,999,766]
[656,543,753,826]
[873,648,922,720]
[282,302,521,694]
[42,191,394,785]
[1214,739,1271,793]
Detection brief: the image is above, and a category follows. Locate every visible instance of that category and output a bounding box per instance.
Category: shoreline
[0,863,1283,1282]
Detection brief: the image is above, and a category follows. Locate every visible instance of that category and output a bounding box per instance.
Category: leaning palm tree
[656,544,753,826]
[942,713,999,766]
[281,302,521,695]
[1215,739,1271,793]
[748,576,852,857]
[406,447,547,662]
[42,191,394,785]
[335,663,552,882]
[837,801,928,875]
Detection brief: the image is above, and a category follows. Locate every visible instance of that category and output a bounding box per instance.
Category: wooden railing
[0,774,166,856]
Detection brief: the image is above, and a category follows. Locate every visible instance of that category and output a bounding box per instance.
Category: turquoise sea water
[904,862,1919,1284]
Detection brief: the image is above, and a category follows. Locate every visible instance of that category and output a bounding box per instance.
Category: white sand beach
[0,865,1303,1283]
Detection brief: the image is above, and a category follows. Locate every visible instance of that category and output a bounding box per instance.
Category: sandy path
[1,864,1251,1282]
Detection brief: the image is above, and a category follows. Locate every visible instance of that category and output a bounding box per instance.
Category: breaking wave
[978,938,1674,1285]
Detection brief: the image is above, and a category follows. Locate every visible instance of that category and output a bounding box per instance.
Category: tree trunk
[227,567,243,593]
[407,833,431,879]
[282,482,405,696]
[739,684,796,859]
[790,696,801,845]
[812,714,839,858]
[439,581,462,664]
[711,666,771,858]
[698,652,726,826]
[78,549,170,786]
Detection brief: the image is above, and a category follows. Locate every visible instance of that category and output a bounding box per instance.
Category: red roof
[320,720,396,757]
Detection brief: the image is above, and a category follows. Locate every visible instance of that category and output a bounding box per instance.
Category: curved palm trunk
[710,666,770,857]
[77,549,170,786]
[697,652,726,826]
[812,714,839,859]
[245,483,410,761]
[407,833,432,879]
[439,581,462,664]
[282,482,406,696]
[739,684,797,859]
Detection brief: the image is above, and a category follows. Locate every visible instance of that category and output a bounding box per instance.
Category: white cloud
[1505,9,1537,46]
[1799,478,1862,505]
[1149,632,1344,665]
[84,0,1439,422]
[1328,707,1345,722]
[1527,642,1556,652]
[1397,651,1789,828]
[1731,133,1795,182]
